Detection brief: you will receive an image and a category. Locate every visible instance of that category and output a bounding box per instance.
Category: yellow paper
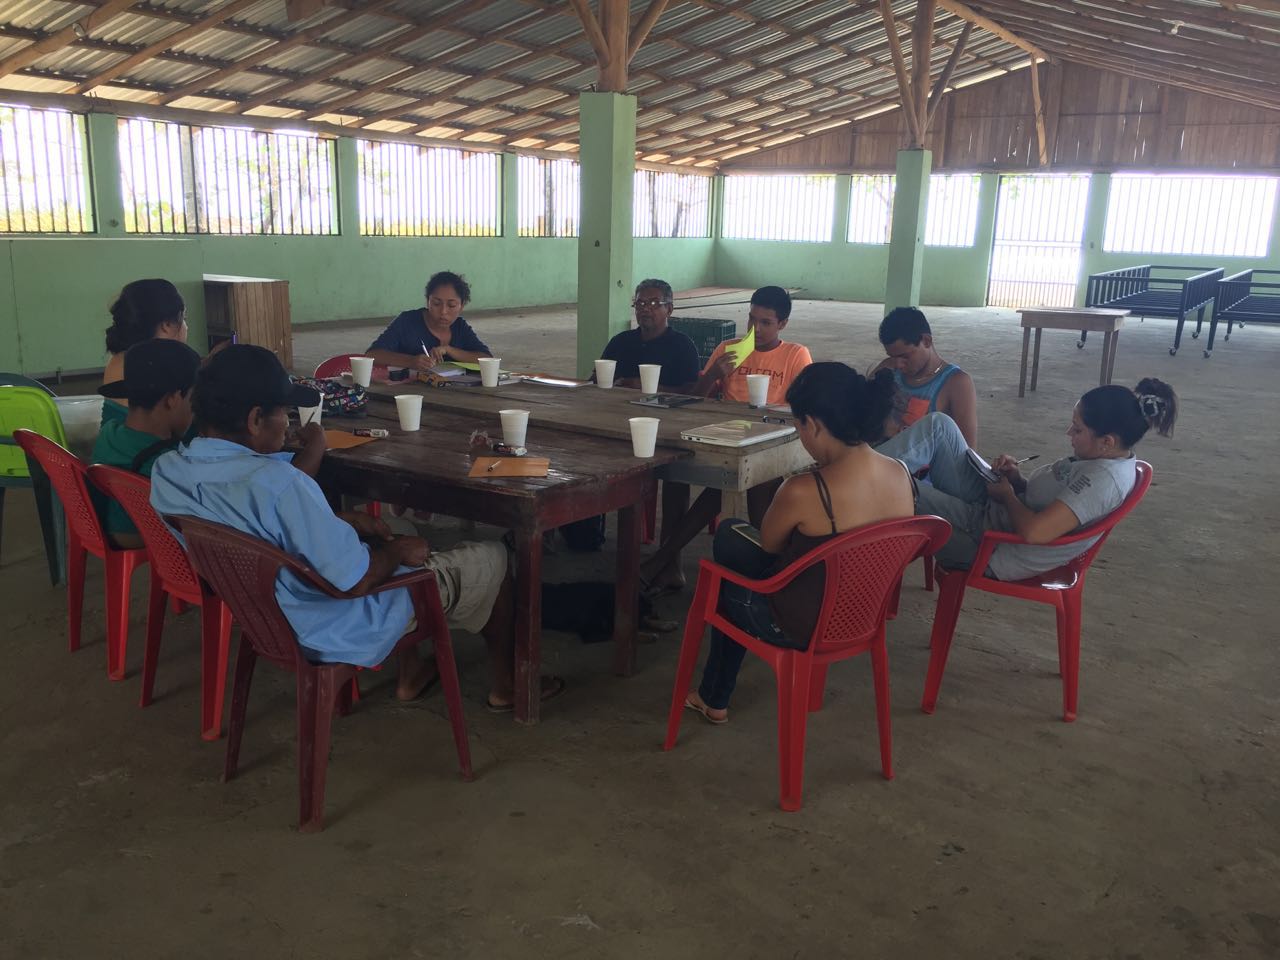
[723,327,755,369]
[452,361,482,372]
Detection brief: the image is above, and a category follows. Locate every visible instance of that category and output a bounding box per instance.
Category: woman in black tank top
[685,363,907,725]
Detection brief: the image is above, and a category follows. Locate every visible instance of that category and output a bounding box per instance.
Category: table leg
[1018,327,1031,398]
[721,488,749,520]
[1099,331,1113,386]
[613,501,642,677]
[513,526,543,725]
[1030,328,1043,392]
[1106,333,1120,383]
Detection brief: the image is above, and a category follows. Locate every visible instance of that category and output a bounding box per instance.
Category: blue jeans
[877,412,990,570]
[696,519,793,711]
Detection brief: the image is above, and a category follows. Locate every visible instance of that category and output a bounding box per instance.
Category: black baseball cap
[99,339,201,403]
[195,344,320,416]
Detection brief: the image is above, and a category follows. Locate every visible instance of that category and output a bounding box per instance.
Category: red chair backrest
[168,514,351,669]
[313,355,389,380]
[87,465,200,598]
[14,429,106,555]
[1057,460,1153,578]
[774,515,951,655]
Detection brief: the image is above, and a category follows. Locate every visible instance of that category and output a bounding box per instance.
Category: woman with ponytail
[684,363,916,725]
[877,378,1177,581]
[101,279,188,424]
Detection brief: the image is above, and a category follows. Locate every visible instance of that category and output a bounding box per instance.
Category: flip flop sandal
[684,694,728,725]
[486,675,567,713]
[394,670,441,705]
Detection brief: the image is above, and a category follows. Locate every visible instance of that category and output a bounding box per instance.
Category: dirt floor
[2,299,1278,959]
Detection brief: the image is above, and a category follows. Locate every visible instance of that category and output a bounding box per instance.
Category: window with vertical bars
[118,117,337,235]
[721,174,835,242]
[358,140,500,237]
[518,155,580,237]
[847,173,983,246]
[847,174,895,244]
[1103,173,1278,258]
[0,104,93,233]
[632,169,711,238]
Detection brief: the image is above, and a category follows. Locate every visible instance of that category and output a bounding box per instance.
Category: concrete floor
[2,299,1278,959]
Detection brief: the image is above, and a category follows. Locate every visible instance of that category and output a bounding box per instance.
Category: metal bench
[1207,270,1280,358]
[1084,265,1223,356]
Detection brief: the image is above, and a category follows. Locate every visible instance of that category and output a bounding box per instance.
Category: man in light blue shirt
[151,344,531,706]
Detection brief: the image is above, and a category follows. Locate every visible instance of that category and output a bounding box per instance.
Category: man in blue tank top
[874,307,978,446]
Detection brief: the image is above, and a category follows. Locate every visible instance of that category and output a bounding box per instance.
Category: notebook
[628,393,703,409]
[965,448,1000,483]
[680,419,796,448]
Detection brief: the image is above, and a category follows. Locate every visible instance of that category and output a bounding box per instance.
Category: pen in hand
[1016,455,1039,464]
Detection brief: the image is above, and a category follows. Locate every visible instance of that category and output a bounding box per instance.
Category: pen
[486,460,500,472]
[761,415,789,424]
[1016,455,1039,464]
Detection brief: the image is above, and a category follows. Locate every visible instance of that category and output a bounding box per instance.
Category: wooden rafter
[1029,57,1048,165]
[937,0,1050,62]
[927,21,972,129]
[912,0,938,134]
[878,0,924,147]
[0,0,139,81]
[628,1,671,65]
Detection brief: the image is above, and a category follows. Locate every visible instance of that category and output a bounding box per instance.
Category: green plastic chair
[0,385,68,585]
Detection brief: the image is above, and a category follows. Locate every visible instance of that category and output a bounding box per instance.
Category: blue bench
[1084,265,1223,356]
[1208,270,1280,358]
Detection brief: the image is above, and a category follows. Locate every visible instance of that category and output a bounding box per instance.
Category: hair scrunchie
[1137,394,1165,418]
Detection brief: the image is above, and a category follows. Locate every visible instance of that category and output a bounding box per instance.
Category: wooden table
[319,406,687,724]
[366,379,815,518]
[1017,308,1127,397]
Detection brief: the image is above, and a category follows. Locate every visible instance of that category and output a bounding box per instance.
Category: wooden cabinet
[203,274,292,370]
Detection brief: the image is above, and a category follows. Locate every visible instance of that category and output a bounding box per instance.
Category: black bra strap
[130,437,178,474]
[811,469,838,535]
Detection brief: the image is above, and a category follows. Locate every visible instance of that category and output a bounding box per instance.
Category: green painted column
[86,112,125,238]
[884,148,931,309]
[1077,173,1112,306]
[335,137,360,236]
[576,92,636,377]
[501,151,519,238]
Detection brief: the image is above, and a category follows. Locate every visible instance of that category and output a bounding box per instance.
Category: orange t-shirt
[702,339,813,404]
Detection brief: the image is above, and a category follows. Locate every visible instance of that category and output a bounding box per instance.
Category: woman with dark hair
[684,362,916,724]
[877,377,1177,580]
[101,279,188,424]
[366,270,493,371]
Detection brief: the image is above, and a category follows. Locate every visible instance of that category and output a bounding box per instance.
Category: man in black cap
[150,345,553,708]
[92,338,203,548]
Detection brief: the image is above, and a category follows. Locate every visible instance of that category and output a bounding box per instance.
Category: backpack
[293,376,367,416]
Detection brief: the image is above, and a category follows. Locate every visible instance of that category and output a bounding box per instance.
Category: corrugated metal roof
[3,0,1263,164]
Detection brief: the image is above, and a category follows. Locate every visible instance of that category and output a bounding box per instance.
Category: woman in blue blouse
[367,271,493,371]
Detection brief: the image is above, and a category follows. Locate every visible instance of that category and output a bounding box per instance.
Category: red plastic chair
[14,430,146,680]
[169,514,472,832]
[923,461,1153,722]
[313,355,389,381]
[664,515,951,811]
[87,466,235,739]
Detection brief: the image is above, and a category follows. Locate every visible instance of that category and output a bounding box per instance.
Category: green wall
[0,111,716,376]
[714,172,999,310]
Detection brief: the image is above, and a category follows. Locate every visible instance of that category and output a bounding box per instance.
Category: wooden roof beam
[926,21,972,129]
[878,0,924,146]
[0,0,139,81]
[937,0,1050,62]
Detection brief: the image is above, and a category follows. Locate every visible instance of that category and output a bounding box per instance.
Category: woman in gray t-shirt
[877,378,1178,579]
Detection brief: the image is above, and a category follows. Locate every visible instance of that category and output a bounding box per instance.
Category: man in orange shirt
[644,287,812,596]
[692,287,813,403]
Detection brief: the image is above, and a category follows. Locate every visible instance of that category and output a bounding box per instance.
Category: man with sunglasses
[598,279,700,392]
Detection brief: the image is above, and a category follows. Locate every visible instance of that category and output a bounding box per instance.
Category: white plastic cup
[746,373,771,407]
[478,357,502,388]
[500,409,529,448]
[638,364,662,395]
[395,394,423,432]
[594,358,617,389]
[629,417,660,458]
[298,404,323,427]
[349,355,374,387]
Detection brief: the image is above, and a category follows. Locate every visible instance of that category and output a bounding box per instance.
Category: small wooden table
[1017,308,1128,397]
[319,406,688,725]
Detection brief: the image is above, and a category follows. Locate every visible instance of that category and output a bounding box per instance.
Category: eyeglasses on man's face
[632,299,672,310]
